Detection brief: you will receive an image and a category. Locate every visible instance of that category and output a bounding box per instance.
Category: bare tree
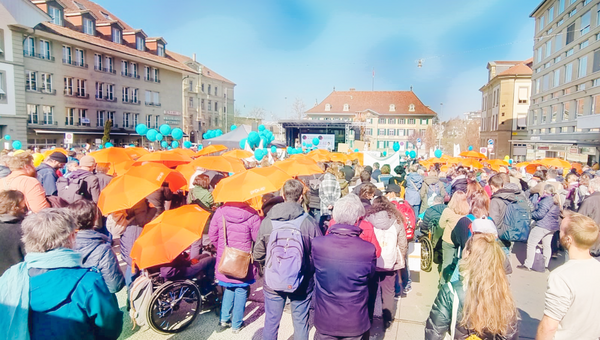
[248,107,266,120]
[290,98,307,120]
[424,125,437,151]
[465,120,481,150]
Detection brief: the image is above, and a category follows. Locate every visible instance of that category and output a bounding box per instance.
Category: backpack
[373,223,398,270]
[129,273,154,328]
[426,181,441,207]
[56,174,90,204]
[499,197,532,242]
[265,214,308,292]
[391,199,416,241]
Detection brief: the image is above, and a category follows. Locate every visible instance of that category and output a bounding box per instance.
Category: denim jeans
[220,286,249,329]
[411,204,421,217]
[399,251,411,290]
[263,288,313,340]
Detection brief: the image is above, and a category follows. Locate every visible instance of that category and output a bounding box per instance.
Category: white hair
[332,193,365,225]
[22,208,77,253]
[589,177,600,193]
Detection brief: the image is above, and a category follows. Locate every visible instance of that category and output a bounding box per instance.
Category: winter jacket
[147,185,173,217]
[338,178,349,197]
[209,203,261,284]
[531,195,560,232]
[440,209,465,244]
[28,267,123,340]
[96,173,113,191]
[312,223,376,337]
[404,172,423,206]
[0,214,25,276]
[0,165,9,178]
[578,191,600,226]
[36,163,59,196]
[425,280,519,340]
[64,169,101,203]
[0,169,50,213]
[341,165,355,182]
[423,204,447,233]
[187,186,214,209]
[319,173,341,215]
[366,211,407,271]
[371,169,382,182]
[451,216,477,251]
[120,200,157,267]
[253,201,322,294]
[74,230,125,293]
[420,176,447,213]
[489,185,532,237]
[327,217,382,258]
[450,177,468,197]
[300,174,323,210]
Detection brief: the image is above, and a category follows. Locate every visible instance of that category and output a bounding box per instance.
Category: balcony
[63,58,88,68]
[23,51,55,62]
[41,89,56,95]
[76,93,90,99]
[145,101,154,106]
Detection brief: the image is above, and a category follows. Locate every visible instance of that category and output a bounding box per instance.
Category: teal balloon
[104,142,113,148]
[12,141,22,150]
[354,148,359,152]
[161,141,168,148]
[240,138,248,149]
[198,144,203,150]
[405,151,410,156]
[172,141,179,148]
[167,147,172,150]
[155,133,164,142]
[146,129,158,141]
[271,146,277,153]
[171,128,183,140]
[159,124,172,136]
[255,148,265,160]
[409,150,417,158]
[258,125,266,132]
[382,151,387,157]
[312,138,319,146]
[248,131,260,147]
[230,125,237,130]
[4,135,11,141]
[261,137,268,147]
[509,159,513,165]
[135,124,148,135]
[183,141,192,148]
[393,142,400,152]
[434,149,443,158]
[468,145,473,151]
[98,145,103,149]
[287,147,293,154]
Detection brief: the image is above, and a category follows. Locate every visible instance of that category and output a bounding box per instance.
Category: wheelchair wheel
[419,236,434,272]
[147,280,202,334]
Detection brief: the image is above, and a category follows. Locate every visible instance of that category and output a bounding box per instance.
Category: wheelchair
[416,219,434,273]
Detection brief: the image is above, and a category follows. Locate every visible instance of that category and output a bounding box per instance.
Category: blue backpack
[265,214,308,292]
[499,197,531,242]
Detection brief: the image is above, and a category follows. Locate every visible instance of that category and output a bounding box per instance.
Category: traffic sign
[64,132,74,144]
[417,138,422,143]
[488,139,494,145]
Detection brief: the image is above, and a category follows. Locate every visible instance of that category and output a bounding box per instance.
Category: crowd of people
[0,145,599,340]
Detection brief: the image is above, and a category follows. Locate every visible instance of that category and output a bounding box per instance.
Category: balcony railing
[41,89,56,95]
[23,51,55,62]
[145,101,154,106]
[76,93,90,99]
[63,58,88,68]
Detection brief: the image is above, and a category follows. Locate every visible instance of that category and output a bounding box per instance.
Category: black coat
[450,178,468,197]
[0,214,26,276]
[312,224,376,337]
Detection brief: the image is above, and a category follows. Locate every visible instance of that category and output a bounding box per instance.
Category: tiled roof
[169,51,235,85]
[59,0,134,30]
[306,90,437,115]
[496,60,533,77]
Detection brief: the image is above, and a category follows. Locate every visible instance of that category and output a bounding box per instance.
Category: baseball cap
[79,155,96,167]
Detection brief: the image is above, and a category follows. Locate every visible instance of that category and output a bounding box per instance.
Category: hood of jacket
[36,162,56,174]
[267,201,305,221]
[68,169,93,181]
[328,223,362,237]
[423,176,440,185]
[406,172,423,187]
[491,187,520,202]
[365,210,395,231]
[0,214,22,224]
[74,230,111,260]
[29,267,90,312]
[323,172,337,182]
[219,202,260,224]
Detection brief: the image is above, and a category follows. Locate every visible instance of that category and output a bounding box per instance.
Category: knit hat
[385,184,402,194]
[47,152,68,163]
[471,218,498,236]
[79,155,96,167]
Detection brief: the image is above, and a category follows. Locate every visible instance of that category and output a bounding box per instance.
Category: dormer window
[325,104,331,111]
[112,28,121,44]
[408,104,415,112]
[157,43,165,57]
[136,36,145,51]
[389,104,396,112]
[83,18,95,35]
[343,104,349,111]
[48,6,63,26]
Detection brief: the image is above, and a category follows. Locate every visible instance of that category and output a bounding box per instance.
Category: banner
[300,133,335,151]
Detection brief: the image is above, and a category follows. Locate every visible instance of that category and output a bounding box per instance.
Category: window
[112,28,121,44]
[581,40,589,49]
[123,112,130,128]
[75,48,84,67]
[594,78,600,86]
[408,118,416,124]
[593,95,600,114]
[83,18,94,35]
[378,129,386,136]
[27,104,38,124]
[566,48,574,56]
[543,73,550,91]
[133,113,139,127]
[215,102,218,112]
[559,0,565,13]
[201,83,205,92]
[539,15,545,32]
[576,98,585,116]
[408,104,415,112]
[389,119,396,124]
[144,66,150,81]
[569,8,577,17]
[121,60,128,76]
[551,104,558,122]
[593,49,600,72]
[518,87,529,103]
[389,104,396,111]
[136,36,145,51]
[553,69,561,87]
[325,104,331,111]
[39,40,51,59]
[48,6,63,25]
[107,111,114,124]
[153,92,160,105]
[565,62,573,82]
[0,73,4,99]
[130,62,138,78]
[388,129,395,136]
[421,119,428,124]
[76,79,86,97]
[549,6,554,20]
[132,88,138,103]
[201,99,205,110]
[153,68,159,82]
[122,87,129,102]
[41,73,52,93]
[566,23,575,44]
[555,32,563,52]
[145,90,151,104]
[157,43,165,57]
[65,108,75,126]
[188,97,194,108]
[378,118,386,124]
[208,100,212,111]
[26,71,36,91]
[23,37,35,57]
[145,114,151,127]
[407,129,415,136]
[215,87,218,96]
[579,55,588,78]
[542,107,548,123]
[563,101,570,120]
[535,78,541,94]
[581,11,591,35]
[94,54,102,71]
[64,77,73,95]
[107,84,114,101]
[343,104,349,111]
[96,82,104,99]
[105,56,113,72]
[398,129,405,136]
[577,83,586,91]
[78,109,88,126]
[154,116,159,129]
[546,40,552,58]
[42,106,53,124]
[208,84,211,94]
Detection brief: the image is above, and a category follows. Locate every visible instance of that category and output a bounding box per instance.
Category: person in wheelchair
[155,250,216,295]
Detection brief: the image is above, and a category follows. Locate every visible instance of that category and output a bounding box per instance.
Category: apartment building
[306,89,437,152]
[479,59,532,161]
[530,0,600,164]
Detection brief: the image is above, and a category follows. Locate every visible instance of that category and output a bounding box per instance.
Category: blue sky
[97,0,537,121]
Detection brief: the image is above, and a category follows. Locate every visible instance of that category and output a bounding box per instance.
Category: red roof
[496,62,533,77]
[169,51,235,85]
[59,0,134,30]
[306,90,437,115]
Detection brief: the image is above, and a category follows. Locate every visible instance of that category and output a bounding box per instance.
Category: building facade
[479,59,532,161]
[306,89,437,153]
[530,0,600,164]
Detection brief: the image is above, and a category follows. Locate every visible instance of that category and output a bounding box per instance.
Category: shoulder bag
[217,216,252,279]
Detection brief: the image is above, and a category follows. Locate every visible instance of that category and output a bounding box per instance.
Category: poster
[300,133,335,151]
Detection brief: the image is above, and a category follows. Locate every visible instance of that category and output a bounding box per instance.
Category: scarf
[0,248,82,340]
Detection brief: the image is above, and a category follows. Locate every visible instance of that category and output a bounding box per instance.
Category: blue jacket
[36,163,58,196]
[312,223,376,337]
[28,267,123,340]
[74,230,125,293]
[532,195,560,232]
[404,172,423,206]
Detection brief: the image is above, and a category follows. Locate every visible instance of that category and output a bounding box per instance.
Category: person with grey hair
[254,179,322,340]
[0,208,122,340]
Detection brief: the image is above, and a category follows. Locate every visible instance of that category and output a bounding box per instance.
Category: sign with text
[64,132,74,144]
[300,133,335,151]
[164,110,181,116]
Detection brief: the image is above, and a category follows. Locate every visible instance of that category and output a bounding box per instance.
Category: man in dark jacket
[450,168,468,197]
[341,160,355,183]
[371,162,381,182]
[253,179,322,340]
[578,178,600,256]
[36,152,67,196]
[420,170,447,212]
[0,190,27,276]
[58,156,101,203]
[312,194,376,340]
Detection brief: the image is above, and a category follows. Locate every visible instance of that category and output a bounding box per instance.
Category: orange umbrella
[514,161,530,168]
[288,154,308,160]
[440,164,451,172]
[133,150,192,168]
[460,150,487,159]
[459,158,483,169]
[274,157,323,177]
[175,163,197,190]
[195,145,228,157]
[429,158,446,164]
[89,148,132,175]
[170,148,196,157]
[123,147,150,160]
[525,163,544,174]
[111,160,135,176]
[223,149,254,159]
[43,148,68,158]
[130,205,211,270]
[571,162,583,174]
[190,156,246,173]
[213,167,292,203]
[98,163,186,215]
[330,153,350,163]
[483,159,509,168]
[347,152,364,165]
[538,158,571,169]
[306,152,331,163]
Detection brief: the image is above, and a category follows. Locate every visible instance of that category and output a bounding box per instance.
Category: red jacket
[329,217,381,258]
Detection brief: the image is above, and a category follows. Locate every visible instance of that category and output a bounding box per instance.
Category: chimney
[192,53,196,62]
[349,88,355,91]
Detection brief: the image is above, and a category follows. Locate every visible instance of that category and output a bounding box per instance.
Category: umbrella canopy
[111,160,135,176]
[213,167,292,203]
[133,150,192,168]
[223,149,254,159]
[525,163,544,174]
[514,161,530,168]
[274,157,324,177]
[190,156,246,173]
[460,151,487,159]
[330,153,350,163]
[458,158,484,169]
[347,152,364,165]
[98,163,186,215]
[538,158,571,169]
[130,205,211,270]
[175,163,197,190]
[195,145,228,157]
[123,147,150,160]
[43,148,68,158]
[483,159,509,167]
[571,162,583,174]
[89,148,132,175]
[306,152,331,163]
[170,148,196,157]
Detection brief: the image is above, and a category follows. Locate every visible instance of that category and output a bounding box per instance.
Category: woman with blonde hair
[439,191,470,283]
[425,233,519,339]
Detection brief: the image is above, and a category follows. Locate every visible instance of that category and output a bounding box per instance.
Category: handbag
[217,216,252,279]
